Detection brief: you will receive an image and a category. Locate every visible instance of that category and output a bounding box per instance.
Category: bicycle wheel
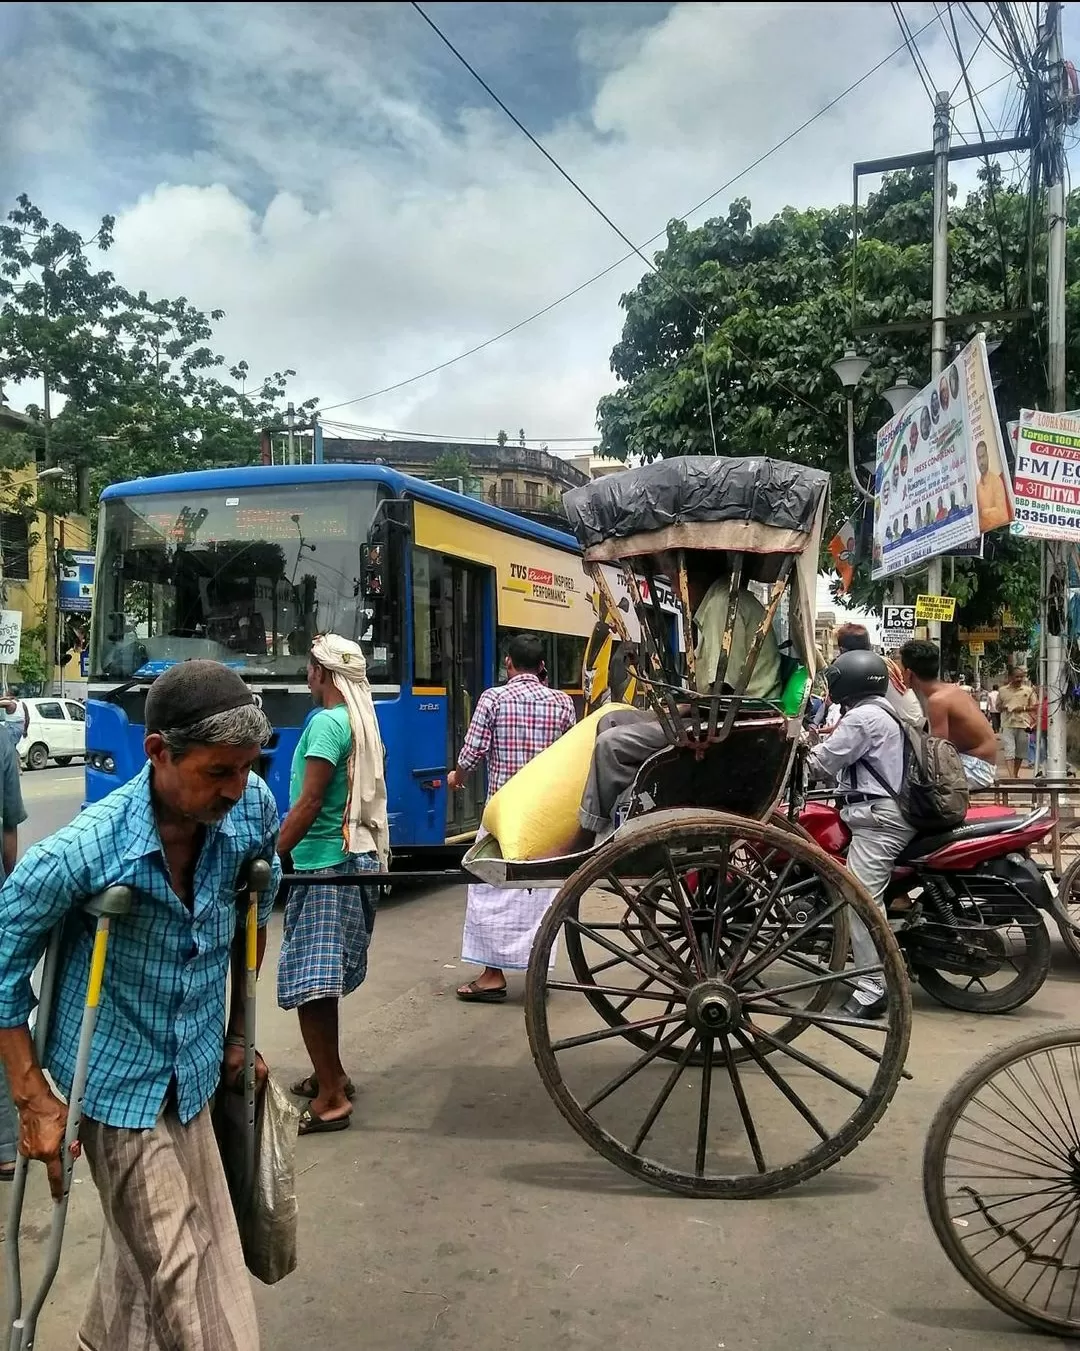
[924,1027,1080,1337]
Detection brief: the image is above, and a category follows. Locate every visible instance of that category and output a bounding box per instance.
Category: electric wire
[319,11,942,415]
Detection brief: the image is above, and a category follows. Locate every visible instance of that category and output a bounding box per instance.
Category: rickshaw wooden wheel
[1055,855,1080,961]
[562,812,850,1067]
[527,809,910,1199]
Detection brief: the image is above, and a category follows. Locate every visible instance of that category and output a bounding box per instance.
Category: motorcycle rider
[808,650,915,1020]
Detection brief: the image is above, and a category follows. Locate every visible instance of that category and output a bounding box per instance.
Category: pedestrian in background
[277,634,388,1136]
[987,683,1001,733]
[997,666,1037,778]
[449,633,575,1001]
[0,723,27,1182]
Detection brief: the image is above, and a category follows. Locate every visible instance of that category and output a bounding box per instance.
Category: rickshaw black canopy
[563,455,831,553]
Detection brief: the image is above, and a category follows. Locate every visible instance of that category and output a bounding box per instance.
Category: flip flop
[290,1075,356,1101]
[298,1108,352,1136]
[456,980,508,1003]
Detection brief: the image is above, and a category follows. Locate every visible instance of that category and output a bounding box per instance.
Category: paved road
[18,763,86,848]
[4,778,1080,1348]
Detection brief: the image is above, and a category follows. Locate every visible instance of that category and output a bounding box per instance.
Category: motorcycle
[794,793,1061,1014]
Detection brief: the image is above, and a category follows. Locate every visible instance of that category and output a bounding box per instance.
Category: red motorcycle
[793,794,1060,1013]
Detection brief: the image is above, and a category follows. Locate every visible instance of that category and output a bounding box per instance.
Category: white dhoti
[461,881,559,970]
[462,826,561,971]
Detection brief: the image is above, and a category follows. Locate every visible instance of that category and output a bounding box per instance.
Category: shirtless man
[900,639,998,787]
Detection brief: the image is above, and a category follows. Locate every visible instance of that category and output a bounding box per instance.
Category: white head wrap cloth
[310,634,389,869]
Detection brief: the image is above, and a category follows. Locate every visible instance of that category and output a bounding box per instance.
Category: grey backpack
[865,700,970,832]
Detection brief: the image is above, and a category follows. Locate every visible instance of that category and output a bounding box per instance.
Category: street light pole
[1045,1,1068,778]
[926,90,951,642]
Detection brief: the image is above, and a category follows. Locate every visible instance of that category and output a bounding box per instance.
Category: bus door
[441,558,488,838]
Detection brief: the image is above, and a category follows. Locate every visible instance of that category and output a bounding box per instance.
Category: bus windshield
[90,483,396,683]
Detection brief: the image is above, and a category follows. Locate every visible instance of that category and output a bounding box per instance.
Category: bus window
[555,633,586,694]
[412,549,444,688]
[91,484,397,683]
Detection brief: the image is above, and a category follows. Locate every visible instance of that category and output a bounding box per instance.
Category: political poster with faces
[871,333,1012,579]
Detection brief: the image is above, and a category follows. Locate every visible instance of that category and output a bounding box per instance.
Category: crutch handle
[83,885,134,920]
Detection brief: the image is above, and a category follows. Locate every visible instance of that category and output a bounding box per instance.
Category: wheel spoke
[662,848,706,977]
[551,1011,686,1053]
[746,1022,868,1100]
[732,1027,831,1142]
[967,1091,1076,1168]
[564,917,687,997]
[734,895,849,987]
[950,1129,1068,1174]
[546,980,684,1005]
[604,872,696,979]
[704,842,731,977]
[632,1032,701,1152]
[738,963,881,1003]
[581,1022,693,1114]
[695,1037,715,1175]
[952,1122,1069,1172]
[721,1034,766,1172]
[742,1002,889,1033]
[722,857,797,979]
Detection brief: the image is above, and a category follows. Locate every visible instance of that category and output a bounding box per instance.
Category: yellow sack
[481,703,635,861]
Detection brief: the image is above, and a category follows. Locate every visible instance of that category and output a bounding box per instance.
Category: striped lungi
[77,1102,258,1351]
[276,852,379,1010]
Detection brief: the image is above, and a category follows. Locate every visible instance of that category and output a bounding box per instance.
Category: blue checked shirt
[0,764,281,1129]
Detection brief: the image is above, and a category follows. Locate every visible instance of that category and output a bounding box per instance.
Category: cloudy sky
[1,2,1068,450]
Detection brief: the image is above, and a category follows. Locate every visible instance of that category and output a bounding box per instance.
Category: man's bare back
[924,684,997,763]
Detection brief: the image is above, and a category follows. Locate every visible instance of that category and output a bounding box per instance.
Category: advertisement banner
[872,334,1011,579]
[1010,408,1080,542]
[59,550,95,613]
[915,594,957,623]
[0,610,22,664]
[880,603,915,651]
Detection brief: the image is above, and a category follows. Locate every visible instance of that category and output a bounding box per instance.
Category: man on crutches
[0,662,280,1351]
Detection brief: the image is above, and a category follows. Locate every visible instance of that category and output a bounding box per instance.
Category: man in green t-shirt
[277,637,383,1135]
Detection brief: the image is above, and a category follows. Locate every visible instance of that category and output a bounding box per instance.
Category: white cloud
[3,2,1040,446]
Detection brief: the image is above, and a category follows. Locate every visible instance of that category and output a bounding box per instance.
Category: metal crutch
[242,859,272,1200]
[7,884,134,1351]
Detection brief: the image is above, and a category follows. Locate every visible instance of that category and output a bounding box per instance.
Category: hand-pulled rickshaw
[465,456,912,1199]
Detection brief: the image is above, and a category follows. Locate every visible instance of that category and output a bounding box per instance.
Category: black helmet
[824,650,889,706]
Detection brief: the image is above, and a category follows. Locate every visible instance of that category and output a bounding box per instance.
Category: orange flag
[828,514,858,595]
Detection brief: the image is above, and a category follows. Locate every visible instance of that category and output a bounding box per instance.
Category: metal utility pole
[1045,1,1069,777]
[926,90,951,642]
[286,401,296,465]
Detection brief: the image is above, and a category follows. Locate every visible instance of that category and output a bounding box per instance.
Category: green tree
[596,170,1069,629]
[431,447,475,494]
[0,195,317,517]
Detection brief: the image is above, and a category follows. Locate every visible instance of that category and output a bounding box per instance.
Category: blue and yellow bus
[85,463,600,849]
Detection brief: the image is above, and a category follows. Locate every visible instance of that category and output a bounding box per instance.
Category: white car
[15,697,87,770]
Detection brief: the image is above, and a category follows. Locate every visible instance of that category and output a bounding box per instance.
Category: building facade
[0,401,90,693]
[321,437,590,517]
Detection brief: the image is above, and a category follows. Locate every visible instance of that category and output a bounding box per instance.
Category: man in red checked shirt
[447,633,575,1001]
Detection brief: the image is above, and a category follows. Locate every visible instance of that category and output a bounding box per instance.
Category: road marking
[23,774,82,786]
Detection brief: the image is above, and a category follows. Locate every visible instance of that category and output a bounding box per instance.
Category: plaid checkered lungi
[276,852,379,1010]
